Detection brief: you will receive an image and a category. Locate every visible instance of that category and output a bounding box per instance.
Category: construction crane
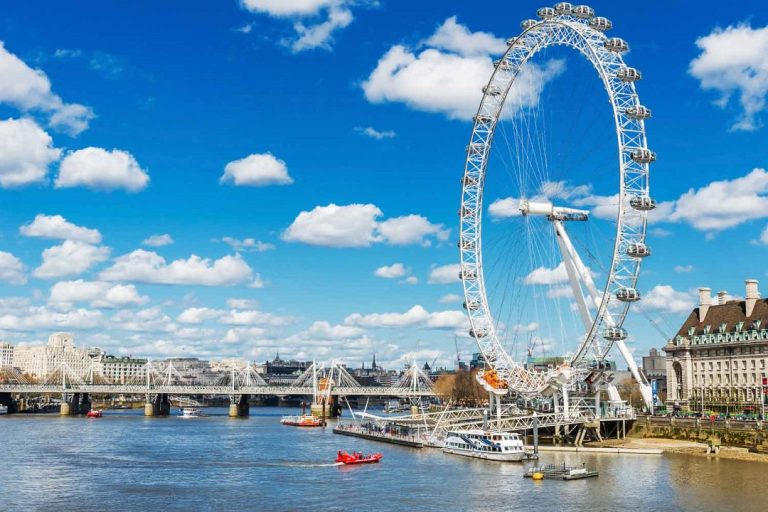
[454,336,462,370]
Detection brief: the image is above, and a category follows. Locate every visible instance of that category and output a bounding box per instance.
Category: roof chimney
[698,287,711,323]
[746,279,760,317]
[717,291,728,305]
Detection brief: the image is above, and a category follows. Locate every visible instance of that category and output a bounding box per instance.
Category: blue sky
[0,0,767,369]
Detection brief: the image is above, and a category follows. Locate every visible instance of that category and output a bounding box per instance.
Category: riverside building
[664,280,768,414]
[10,333,104,380]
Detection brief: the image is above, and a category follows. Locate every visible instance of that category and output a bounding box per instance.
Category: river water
[0,407,764,512]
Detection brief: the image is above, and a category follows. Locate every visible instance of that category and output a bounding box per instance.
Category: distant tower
[371,353,377,371]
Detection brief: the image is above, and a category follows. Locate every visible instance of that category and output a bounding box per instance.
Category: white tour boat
[179,406,206,418]
[442,429,526,461]
[0,404,7,415]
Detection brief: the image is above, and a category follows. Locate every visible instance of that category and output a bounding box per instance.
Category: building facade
[11,333,104,381]
[0,342,13,367]
[100,355,148,384]
[642,348,667,401]
[664,280,768,414]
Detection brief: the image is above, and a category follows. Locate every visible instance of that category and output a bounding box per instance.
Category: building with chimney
[664,279,768,414]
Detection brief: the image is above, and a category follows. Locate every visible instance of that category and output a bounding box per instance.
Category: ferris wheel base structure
[459,3,656,412]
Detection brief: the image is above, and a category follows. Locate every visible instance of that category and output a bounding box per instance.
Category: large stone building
[664,280,768,414]
[11,333,104,380]
[0,342,13,367]
[100,355,147,384]
[642,348,667,401]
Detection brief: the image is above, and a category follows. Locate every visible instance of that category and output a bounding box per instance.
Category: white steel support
[554,221,592,332]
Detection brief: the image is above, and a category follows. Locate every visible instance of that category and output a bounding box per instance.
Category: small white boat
[443,429,526,461]
[0,404,7,415]
[179,406,206,418]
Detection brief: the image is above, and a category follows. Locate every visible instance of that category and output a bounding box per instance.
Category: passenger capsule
[462,175,479,186]
[506,37,518,47]
[466,143,485,155]
[589,16,612,31]
[482,85,502,96]
[617,66,641,82]
[554,2,574,14]
[616,287,641,302]
[629,195,656,211]
[604,37,629,53]
[458,239,476,250]
[624,105,652,119]
[630,148,656,164]
[460,268,478,280]
[458,206,476,218]
[603,327,628,341]
[572,5,595,18]
[463,301,481,311]
[473,114,494,124]
[521,19,538,30]
[626,243,651,258]
[469,328,488,339]
[537,7,556,19]
[494,59,513,71]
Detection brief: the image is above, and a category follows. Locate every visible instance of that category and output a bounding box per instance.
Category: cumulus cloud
[226,298,259,309]
[0,41,94,135]
[219,309,295,327]
[100,249,256,286]
[49,279,149,308]
[142,234,174,247]
[439,293,462,303]
[20,214,101,244]
[222,237,275,253]
[0,306,104,331]
[428,264,461,285]
[374,263,407,279]
[0,118,61,187]
[177,307,223,324]
[642,285,696,314]
[282,203,448,248]
[220,153,293,187]
[355,126,396,139]
[56,147,149,191]
[524,262,568,285]
[362,17,564,120]
[33,240,111,279]
[344,304,468,330]
[0,251,27,284]
[690,23,768,131]
[674,265,695,273]
[239,0,357,53]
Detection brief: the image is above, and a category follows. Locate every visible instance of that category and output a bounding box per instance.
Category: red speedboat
[335,450,383,465]
[86,409,102,418]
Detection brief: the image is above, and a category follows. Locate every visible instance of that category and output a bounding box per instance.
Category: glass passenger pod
[624,105,652,119]
[473,114,494,124]
[616,287,641,302]
[630,148,656,164]
[604,37,629,53]
[521,19,539,30]
[626,243,651,258]
[616,66,641,82]
[462,175,479,186]
[629,195,656,211]
[554,2,574,14]
[458,239,476,250]
[469,328,489,339]
[482,85,502,96]
[493,59,513,71]
[603,327,628,341]
[589,16,612,31]
[572,5,595,18]
[537,7,556,19]
[466,143,485,155]
[463,300,482,311]
[459,206,476,218]
[506,37,518,47]
[460,268,478,280]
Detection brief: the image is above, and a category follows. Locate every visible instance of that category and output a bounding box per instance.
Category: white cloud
[307,320,365,339]
[403,276,418,285]
[0,118,61,187]
[142,234,174,247]
[110,307,176,333]
[100,249,255,286]
[439,293,462,304]
[642,285,695,314]
[20,214,101,243]
[363,18,564,120]
[226,298,259,309]
[223,327,269,344]
[282,203,448,248]
[56,147,149,191]
[355,126,396,139]
[222,237,275,252]
[34,241,111,279]
[374,263,407,279]
[344,304,467,330]
[219,309,295,327]
[220,153,293,187]
[292,4,353,52]
[0,41,94,135]
[0,251,26,284]
[0,306,104,331]
[428,264,461,285]
[524,262,568,285]
[690,23,768,131]
[240,0,336,16]
[177,307,223,324]
[49,280,148,308]
[674,265,695,273]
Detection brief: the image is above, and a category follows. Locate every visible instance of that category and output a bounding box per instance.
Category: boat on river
[280,414,323,427]
[179,406,206,418]
[335,450,382,465]
[86,409,102,418]
[443,430,526,461]
[0,404,7,415]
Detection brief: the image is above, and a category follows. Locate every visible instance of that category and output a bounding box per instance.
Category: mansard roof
[674,298,768,338]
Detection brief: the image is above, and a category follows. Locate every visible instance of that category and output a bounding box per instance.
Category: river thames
[0,407,765,511]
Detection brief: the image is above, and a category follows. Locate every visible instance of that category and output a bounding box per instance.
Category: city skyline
[1,0,768,369]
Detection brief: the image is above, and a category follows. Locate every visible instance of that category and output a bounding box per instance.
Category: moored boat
[443,430,527,461]
[86,409,102,418]
[179,406,206,418]
[280,414,323,427]
[0,404,8,415]
[335,450,382,465]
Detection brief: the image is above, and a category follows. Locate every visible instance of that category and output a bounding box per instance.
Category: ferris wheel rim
[458,12,652,395]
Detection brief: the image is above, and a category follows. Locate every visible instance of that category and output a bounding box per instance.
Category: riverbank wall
[630,415,768,453]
